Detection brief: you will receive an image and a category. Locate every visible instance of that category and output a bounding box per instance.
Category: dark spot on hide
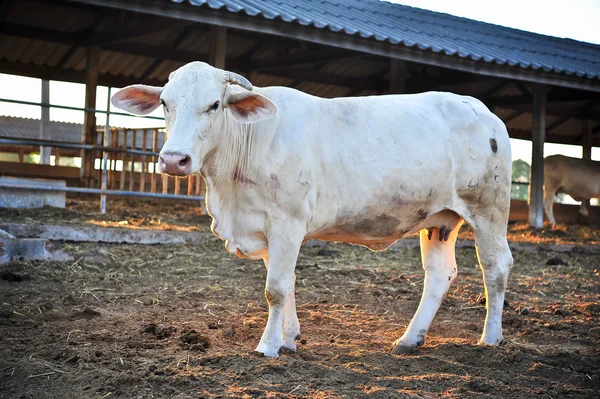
[269,174,281,190]
[417,209,428,221]
[233,167,256,185]
[468,179,479,189]
[495,275,506,295]
[416,329,427,347]
[490,138,498,153]
[340,214,401,237]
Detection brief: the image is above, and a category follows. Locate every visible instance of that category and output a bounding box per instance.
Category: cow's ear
[111,85,163,115]
[225,90,277,123]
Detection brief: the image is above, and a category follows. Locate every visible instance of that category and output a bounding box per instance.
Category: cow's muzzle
[158,151,191,176]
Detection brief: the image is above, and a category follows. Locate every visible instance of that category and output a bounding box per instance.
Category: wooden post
[151,129,158,193]
[581,119,592,212]
[81,46,99,186]
[129,129,137,191]
[39,79,51,165]
[187,175,194,196]
[120,129,127,190]
[174,176,181,195]
[162,174,169,194]
[582,119,592,160]
[389,59,407,94]
[529,84,546,229]
[208,26,227,68]
[109,128,117,189]
[140,129,148,192]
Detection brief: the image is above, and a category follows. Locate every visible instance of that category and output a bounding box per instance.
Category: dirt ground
[2,198,599,244]
[1,199,599,398]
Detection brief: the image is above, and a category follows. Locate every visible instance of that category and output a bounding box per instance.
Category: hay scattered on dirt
[1,235,598,398]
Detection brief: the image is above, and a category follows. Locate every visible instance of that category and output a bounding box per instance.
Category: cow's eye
[209,100,220,112]
[160,99,168,112]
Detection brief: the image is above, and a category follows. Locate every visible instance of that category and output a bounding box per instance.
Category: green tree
[511,159,530,201]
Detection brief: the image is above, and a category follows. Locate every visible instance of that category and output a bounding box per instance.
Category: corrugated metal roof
[171,0,600,80]
[0,115,84,143]
[0,116,165,148]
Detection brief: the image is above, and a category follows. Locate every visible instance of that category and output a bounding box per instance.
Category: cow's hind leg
[282,274,301,351]
[471,217,513,345]
[543,185,557,225]
[391,220,462,354]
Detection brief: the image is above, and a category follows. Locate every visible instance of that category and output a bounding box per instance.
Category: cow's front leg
[262,258,300,352]
[255,229,303,358]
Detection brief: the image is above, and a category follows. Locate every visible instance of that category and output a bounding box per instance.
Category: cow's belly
[561,180,600,200]
[309,197,440,251]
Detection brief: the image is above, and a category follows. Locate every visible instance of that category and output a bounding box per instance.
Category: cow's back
[544,155,600,199]
[268,90,514,244]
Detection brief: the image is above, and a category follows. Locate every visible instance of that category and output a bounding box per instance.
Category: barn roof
[174,0,600,81]
[0,0,599,146]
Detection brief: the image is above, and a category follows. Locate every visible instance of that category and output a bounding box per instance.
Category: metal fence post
[100,87,111,214]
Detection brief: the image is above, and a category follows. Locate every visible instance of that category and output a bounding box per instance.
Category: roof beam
[489,91,600,106]
[68,0,600,93]
[0,22,86,46]
[0,22,202,63]
[138,25,199,82]
[509,128,600,146]
[483,81,512,98]
[253,67,386,90]
[50,14,106,79]
[546,116,571,132]
[499,110,523,124]
[237,49,361,71]
[87,18,191,46]
[0,22,387,90]
[495,103,600,123]
[0,60,164,88]
[405,72,493,91]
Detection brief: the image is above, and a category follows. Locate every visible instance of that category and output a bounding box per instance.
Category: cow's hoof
[281,333,300,352]
[478,336,503,346]
[279,346,296,355]
[390,344,417,355]
[254,343,280,358]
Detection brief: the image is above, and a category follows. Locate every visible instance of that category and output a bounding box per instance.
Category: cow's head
[111,62,277,176]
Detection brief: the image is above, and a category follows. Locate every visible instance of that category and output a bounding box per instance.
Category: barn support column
[81,46,99,187]
[582,119,592,159]
[389,59,407,94]
[39,79,51,165]
[581,119,592,211]
[208,26,227,69]
[529,84,547,229]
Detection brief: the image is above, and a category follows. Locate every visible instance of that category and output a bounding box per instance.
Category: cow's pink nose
[159,151,191,176]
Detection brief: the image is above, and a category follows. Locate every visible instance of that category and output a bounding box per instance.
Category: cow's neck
[203,114,256,183]
[200,111,275,213]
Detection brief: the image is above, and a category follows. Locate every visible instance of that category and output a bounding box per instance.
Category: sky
[0,0,599,162]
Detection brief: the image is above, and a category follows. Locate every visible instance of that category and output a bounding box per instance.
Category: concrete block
[0,223,209,245]
[0,238,71,263]
[0,177,66,208]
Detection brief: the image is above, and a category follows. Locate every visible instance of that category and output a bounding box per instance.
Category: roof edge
[70,0,600,92]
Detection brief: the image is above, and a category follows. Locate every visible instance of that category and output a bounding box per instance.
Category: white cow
[112,62,513,357]
[543,154,600,225]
